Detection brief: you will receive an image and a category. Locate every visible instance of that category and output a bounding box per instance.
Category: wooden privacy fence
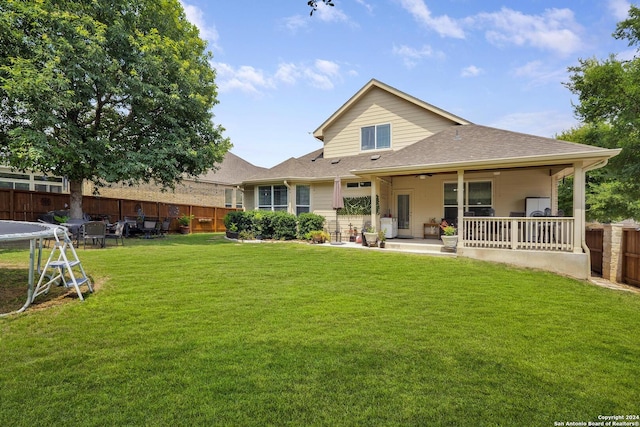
[0,188,239,233]
[585,228,604,275]
[622,228,640,287]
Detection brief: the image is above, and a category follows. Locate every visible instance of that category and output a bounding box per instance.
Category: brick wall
[84,180,228,207]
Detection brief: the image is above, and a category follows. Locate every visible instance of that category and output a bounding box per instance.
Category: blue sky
[180,0,636,168]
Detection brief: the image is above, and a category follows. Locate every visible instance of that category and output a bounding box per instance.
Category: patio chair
[159,218,171,237]
[141,220,157,239]
[106,221,125,246]
[82,221,107,249]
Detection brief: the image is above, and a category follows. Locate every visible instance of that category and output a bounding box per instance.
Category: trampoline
[0,220,92,316]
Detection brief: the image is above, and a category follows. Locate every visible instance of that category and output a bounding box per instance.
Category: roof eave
[350,149,622,176]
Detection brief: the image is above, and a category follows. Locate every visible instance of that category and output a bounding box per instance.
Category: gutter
[350,149,622,176]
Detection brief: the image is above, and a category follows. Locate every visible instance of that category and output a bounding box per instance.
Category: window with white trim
[296,185,310,215]
[0,172,64,193]
[235,189,243,208]
[258,185,288,211]
[443,181,493,221]
[361,124,391,150]
[225,189,233,208]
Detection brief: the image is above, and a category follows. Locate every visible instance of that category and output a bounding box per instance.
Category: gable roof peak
[312,79,471,141]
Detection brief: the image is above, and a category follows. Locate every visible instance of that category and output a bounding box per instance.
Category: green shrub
[298,213,325,238]
[224,210,299,240]
[272,212,298,240]
[224,211,251,232]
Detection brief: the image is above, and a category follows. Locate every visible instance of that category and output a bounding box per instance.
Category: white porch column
[457,170,465,248]
[284,180,294,215]
[370,177,378,230]
[573,163,586,253]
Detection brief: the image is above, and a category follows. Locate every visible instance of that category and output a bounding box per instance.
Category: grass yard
[1,233,639,426]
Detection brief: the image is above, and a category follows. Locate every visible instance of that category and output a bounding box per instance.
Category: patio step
[384,239,456,256]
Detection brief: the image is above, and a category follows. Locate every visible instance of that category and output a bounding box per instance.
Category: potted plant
[441,225,458,250]
[377,230,386,248]
[226,223,239,239]
[306,230,330,244]
[363,226,378,247]
[178,213,194,234]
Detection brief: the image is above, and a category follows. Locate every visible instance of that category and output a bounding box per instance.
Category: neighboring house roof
[195,152,267,185]
[312,79,471,141]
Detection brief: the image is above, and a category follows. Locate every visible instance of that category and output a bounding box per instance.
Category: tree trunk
[69,180,84,219]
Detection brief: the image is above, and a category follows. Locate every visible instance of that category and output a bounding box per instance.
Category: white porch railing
[462,217,575,252]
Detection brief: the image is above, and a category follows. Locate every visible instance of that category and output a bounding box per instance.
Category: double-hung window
[361,124,391,151]
[296,185,310,215]
[258,185,288,211]
[235,190,243,209]
[225,189,233,208]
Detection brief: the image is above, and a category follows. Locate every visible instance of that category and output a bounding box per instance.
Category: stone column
[602,224,624,283]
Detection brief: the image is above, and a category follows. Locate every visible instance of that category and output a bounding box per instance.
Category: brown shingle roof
[195,152,267,185]
[241,124,618,183]
[354,124,615,173]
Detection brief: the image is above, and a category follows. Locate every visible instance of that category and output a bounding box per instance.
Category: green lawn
[1,234,639,426]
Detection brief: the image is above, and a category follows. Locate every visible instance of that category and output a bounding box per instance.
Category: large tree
[0,0,230,219]
[564,5,640,221]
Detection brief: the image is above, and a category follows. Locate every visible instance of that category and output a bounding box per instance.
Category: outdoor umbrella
[332,176,344,244]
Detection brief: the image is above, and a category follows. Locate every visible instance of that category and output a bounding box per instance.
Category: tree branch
[307,0,334,15]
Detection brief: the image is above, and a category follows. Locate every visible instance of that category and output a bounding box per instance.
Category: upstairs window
[361,124,391,151]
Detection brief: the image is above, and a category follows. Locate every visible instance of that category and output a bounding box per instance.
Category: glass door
[396,192,411,237]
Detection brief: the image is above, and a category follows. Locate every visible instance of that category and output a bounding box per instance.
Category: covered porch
[349,157,608,280]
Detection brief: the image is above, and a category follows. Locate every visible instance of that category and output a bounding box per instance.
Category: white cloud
[216,59,348,94]
[355,0,374,14]
[392,44,442,68]
[282,15,308,33]
[461,65,482,78]
[314,2,351,24]
[608,0,631,20]
[397,0,465,39]
[513,60,568,87]
[616,49,637,61]
[304,60,343,90]
[314,59,341,77]
[490,111,577,139]
[213,63,274,95]
[180,2,220,51]
[274,63,301,85]
[470,7,583,57]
